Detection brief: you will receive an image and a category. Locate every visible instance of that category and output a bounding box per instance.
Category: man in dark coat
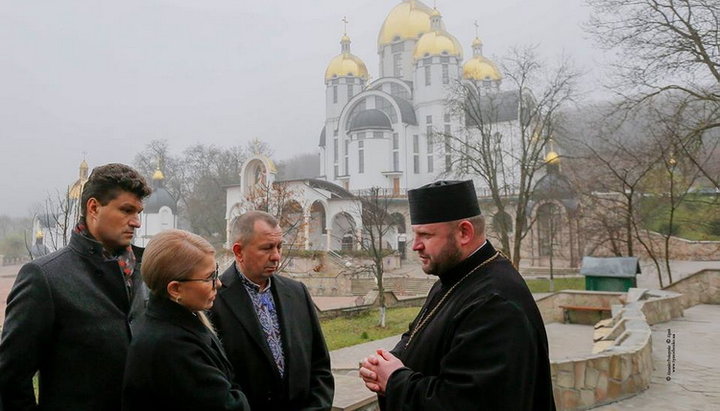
[211,210,334,411]
[360,180,555,410]
[0,163,152,410]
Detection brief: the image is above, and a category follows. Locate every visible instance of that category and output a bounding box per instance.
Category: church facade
[225,0,582,268]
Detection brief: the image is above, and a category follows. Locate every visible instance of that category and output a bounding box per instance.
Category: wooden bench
[559,305,611,324]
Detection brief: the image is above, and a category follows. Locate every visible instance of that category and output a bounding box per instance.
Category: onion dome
[152,168,165,180]
[36,230,44,239]
[413,9,462,60]
[144,166,177,214]
[463,37,502,81]
[325,34,368,82]
[545,151,560,165]
[378,0,445,47]
[68,159,90,199]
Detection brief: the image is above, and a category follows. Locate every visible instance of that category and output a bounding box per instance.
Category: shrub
[706,219,720,236]
[657,222,679,236]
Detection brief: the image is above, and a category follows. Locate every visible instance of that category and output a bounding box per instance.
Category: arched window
[391,212,406,234]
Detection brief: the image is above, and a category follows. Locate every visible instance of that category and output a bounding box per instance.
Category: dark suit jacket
[210,265,334,411]
[122,293,250,411]
[0,231,147,411]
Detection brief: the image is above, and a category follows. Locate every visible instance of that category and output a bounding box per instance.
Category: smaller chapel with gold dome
[319,0,508,194]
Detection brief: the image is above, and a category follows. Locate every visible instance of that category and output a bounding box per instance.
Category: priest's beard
[423,234,463,276]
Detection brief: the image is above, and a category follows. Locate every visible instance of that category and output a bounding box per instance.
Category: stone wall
[317,291,425,320]
[350,277,436,296]
[289,275,353,297]
[663,269,720,308]
[0,255,29,266]
[536,291,625,324]
[592,232,720,261]
[551,289,683,410]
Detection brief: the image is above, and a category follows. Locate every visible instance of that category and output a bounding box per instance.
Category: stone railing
[662,268,720,307]
[550,288,683,410]
[0,255,29,266]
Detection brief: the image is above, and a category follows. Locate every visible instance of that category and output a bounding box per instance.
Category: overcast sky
[0,0,607,217]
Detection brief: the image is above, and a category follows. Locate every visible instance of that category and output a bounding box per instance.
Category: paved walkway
[596,304,720,411]
[330,305,720,410]
[0,264,22,324]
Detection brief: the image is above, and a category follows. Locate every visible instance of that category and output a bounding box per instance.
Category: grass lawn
[639,194,720,240]
[320,306,420,351]
[320,277,584,350]
[524,276,585,293]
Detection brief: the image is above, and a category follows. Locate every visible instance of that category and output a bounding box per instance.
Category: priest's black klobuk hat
[408,180,481,225]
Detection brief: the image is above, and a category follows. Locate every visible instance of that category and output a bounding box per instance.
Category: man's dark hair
[80,163,152,218]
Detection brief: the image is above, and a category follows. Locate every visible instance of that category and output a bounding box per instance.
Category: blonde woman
[122,229,249,411]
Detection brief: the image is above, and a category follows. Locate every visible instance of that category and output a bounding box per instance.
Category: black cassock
[382,241,556,411]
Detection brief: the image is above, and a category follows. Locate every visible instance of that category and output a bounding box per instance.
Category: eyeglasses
[176,263,220,290]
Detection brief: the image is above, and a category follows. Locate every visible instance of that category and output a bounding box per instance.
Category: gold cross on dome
[474,20,479,37]
[342,16,348,34]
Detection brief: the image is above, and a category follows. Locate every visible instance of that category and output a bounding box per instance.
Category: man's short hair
[230,210,279,245]
[80,163,152,218]
[464,215,486,236]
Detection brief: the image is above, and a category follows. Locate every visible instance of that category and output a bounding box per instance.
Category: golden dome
[152,168,165,180]
[378,0,443,47]
[325,54,369,81]
[325,34,368,81]
[463,56,502,81]
[68,181,84,199]
[36,230,44,239]
[69,158,90,199]
[472,37,483,48]
[413,30,463,60]
[545,151,560,164]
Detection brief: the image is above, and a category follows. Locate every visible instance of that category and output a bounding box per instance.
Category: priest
[359,180,556,410]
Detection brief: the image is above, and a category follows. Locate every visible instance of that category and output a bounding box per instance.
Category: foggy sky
[0,0,606,217]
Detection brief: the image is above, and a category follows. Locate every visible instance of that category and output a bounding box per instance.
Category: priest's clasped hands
[359,349,405,394]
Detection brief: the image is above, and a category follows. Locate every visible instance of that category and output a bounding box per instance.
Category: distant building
[29,230,50,259]
[133,166,177,247]
[32,160,87,252]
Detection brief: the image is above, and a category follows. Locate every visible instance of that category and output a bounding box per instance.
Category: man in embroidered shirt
[0,163,151,410]
[211,210,334,411]
[359,180,555,410]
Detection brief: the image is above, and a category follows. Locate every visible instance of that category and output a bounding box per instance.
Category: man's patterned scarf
[74,222,136,279]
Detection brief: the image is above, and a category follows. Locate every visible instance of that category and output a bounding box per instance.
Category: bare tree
[30,188,78,252]
[243,181,305,273]
[351,187,399,328]
[133,138,272,247]
[586,0,720,188]
[567,95,720,286]
[445,45,579,267]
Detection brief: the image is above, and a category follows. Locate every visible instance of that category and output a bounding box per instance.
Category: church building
[225,0,581,268]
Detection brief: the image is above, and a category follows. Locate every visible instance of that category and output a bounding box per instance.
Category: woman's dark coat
[122,294,249,411]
